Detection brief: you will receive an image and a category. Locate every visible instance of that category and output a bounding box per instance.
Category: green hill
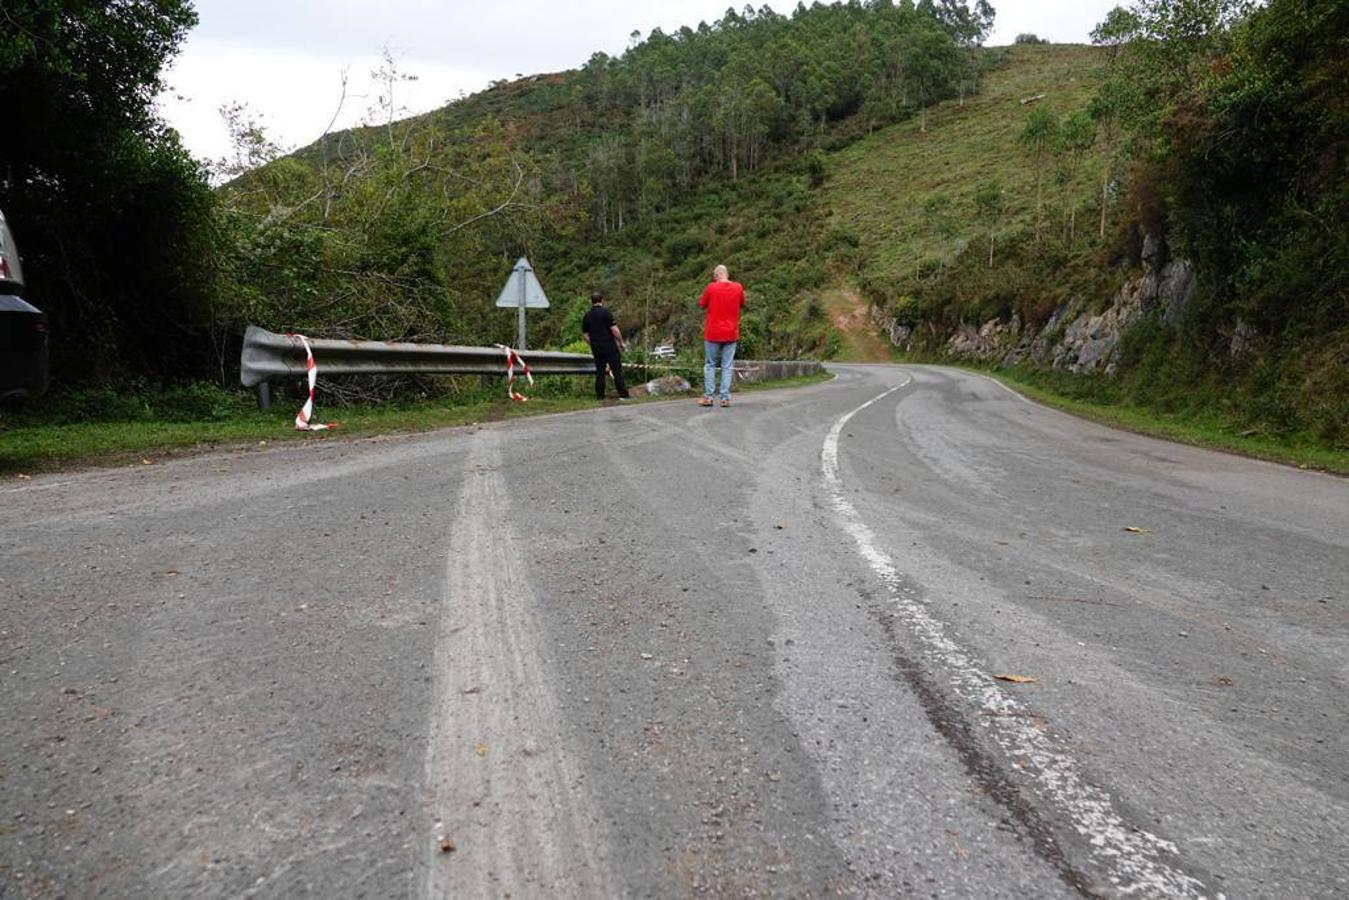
[828,44,1102,293]
[220,0,1346,451]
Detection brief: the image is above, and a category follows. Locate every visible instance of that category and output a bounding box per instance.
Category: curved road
[2,364,1346,897]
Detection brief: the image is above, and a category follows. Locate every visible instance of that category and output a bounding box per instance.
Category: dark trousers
[591,344,628,398]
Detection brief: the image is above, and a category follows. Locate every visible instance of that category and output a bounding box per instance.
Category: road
[1,364,1346,898]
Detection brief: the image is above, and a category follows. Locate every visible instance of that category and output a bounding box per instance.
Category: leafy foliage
[0,0,216,384]
[1101,0,1349,446]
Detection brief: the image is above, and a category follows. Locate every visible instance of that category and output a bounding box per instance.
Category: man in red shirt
[698,264,745,407]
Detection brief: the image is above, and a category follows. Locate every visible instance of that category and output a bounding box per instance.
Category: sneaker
[720,398,731,407]
[617,396,631,402]
[698,396,713,407]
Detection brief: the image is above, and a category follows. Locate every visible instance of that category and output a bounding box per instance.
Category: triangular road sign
[495,257,550,309]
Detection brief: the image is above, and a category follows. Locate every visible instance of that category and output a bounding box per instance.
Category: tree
[918,0,994,45]
[902,23,963,132]
[972,179,1005,267]
[1019,105,1059,241]
[1054,110,1096,240]
[1090,5,1142,62]
[1088,81,1128,239]
[0,0,218,384]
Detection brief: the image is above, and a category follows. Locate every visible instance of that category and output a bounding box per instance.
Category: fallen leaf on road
[17,474,31,480]
[140,458,153,465]
[438,835,456,853]
[474,743,489,757]
[993,674,1037,684]
[462,686,482,694]
[1123,526,1152,534]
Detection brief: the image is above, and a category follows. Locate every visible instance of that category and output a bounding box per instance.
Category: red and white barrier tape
[292,333,334,431]
[496,344,533,402]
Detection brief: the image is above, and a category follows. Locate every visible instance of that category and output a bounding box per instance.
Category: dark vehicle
[0,207,48,400]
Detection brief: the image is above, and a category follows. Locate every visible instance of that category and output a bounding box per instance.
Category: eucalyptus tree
[1019,105,1060,242]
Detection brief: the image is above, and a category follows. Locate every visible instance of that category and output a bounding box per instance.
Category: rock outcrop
[927,229,1197,375]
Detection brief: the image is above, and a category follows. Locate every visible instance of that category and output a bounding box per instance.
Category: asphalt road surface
[2,364,1346,898]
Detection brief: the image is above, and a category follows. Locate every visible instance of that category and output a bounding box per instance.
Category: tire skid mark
[821,376,1215,899]
[421,430,613,898]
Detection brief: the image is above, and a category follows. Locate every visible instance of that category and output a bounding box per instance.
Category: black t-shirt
[582,304,618,350]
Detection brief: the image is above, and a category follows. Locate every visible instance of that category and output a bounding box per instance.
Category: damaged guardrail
[239,324,825,409]
[240,325,596,408]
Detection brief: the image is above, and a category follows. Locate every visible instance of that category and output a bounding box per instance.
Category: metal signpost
[494,257,550,350]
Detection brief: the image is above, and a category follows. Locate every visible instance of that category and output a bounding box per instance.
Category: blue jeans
[704,340,737,400]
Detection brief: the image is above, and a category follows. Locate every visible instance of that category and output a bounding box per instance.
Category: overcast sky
[157,0,1121,165]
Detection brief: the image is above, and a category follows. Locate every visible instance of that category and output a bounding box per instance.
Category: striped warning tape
[291,333,334,431]
[496,344,534,402]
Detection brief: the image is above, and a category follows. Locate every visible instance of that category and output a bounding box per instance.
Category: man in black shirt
[581,291,630,400]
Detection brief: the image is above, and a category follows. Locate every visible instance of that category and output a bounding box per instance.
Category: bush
[8,381,252,426]
[663,232,707,266]
[155,382,252,422]
[804,150,827,189]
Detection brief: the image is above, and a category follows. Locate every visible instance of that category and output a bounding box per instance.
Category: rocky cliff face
[875,230,1199,374]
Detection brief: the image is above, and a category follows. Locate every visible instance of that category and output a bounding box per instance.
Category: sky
[157,0,1122,166]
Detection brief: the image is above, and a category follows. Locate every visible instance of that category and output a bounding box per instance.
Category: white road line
[421,430,613,898]
[969,369,1035,405]
[821,377,1214,899]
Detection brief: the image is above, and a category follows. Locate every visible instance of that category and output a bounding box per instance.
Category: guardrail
[240,325,595,407]
[240,324,825,407]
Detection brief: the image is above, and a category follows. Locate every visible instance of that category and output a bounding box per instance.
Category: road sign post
[495,257,550,350]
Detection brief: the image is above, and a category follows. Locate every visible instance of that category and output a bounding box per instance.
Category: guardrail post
[255,381,272,410]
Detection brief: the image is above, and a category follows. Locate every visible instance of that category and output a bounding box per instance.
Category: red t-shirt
[699,280,745,342]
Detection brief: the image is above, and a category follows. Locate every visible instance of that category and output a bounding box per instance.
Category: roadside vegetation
[966,365,1349,475]
[0,371,832,474]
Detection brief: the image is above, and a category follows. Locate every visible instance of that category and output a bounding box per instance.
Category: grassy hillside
[827,44,1104,289]
[580,44,1112,361]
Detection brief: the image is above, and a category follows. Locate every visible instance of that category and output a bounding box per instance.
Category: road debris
[992,674,1037,684]
[1123,526,1152,534]
[643,375,692,396]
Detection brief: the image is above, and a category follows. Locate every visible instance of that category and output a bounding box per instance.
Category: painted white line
[821,379,1213,899]
[973,370,1034,405]
[422,431,613,898]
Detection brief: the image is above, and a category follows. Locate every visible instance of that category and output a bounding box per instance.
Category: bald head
[713,265,729,282]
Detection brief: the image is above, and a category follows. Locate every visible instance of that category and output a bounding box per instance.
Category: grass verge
[0,372,832,476]
[969,365,1349,476]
